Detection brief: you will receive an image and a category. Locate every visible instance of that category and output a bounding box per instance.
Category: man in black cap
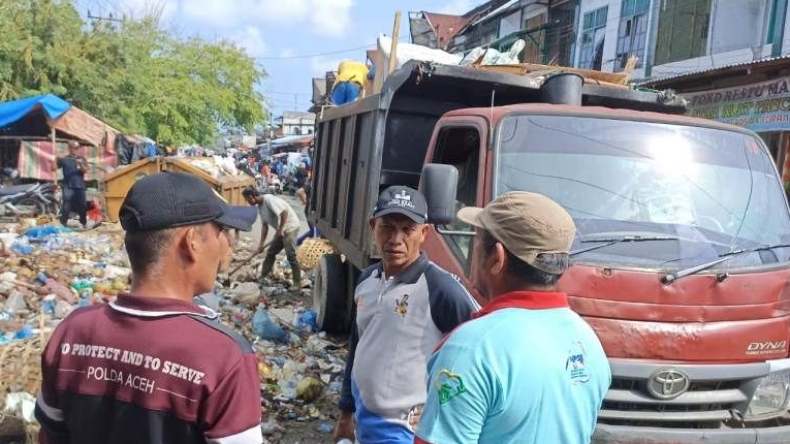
[35,172,264,444]
[53,141,88,228]
[334,186,479,444]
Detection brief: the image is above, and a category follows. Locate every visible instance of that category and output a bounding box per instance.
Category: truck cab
[310,61,790,443]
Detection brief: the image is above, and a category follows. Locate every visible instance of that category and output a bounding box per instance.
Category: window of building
[547,0,579,67]
[710,0,771,55]
[522,12,547,63]
[615,0,650,71]
[579,6,608,70]
[654,0,711,65]
[499,10,522,38]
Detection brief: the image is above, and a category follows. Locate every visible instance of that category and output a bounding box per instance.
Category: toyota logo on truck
[647,369,691,400]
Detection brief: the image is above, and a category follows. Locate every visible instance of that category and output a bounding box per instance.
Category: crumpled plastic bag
[296,376,324,402]
[228,282,261,307]
[4,392,36,422]
[460,39,527,66]
[103,265,132,280]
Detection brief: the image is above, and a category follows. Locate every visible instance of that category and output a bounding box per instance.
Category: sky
[74,0,480,123]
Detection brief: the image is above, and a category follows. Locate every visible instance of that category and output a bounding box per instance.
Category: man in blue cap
[334,186,479,444]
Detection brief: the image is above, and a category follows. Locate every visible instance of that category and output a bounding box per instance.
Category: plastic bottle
[71,280,94,292]
[12,324,33,341]
[41,295,56,314]
[251,305,286,341]
[3,290,26,314]
[54,300,74,319]
[11,239,33,255]
[337,439,353,444]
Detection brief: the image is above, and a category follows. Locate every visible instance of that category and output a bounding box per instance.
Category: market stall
[0,95,118,182]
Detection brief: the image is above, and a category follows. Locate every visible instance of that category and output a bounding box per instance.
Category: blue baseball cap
[373,186,428,224]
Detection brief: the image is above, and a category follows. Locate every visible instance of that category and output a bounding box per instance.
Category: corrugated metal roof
[639,54,790,87]
[424,12,474,49]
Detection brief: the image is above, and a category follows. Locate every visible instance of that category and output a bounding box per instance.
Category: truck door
[421,118,487,291]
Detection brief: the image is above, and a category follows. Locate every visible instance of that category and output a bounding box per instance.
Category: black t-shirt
[57,156,87,189]
[294,169,307,188]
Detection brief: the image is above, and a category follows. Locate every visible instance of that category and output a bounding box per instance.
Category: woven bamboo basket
[0,314,47,443]
[0,332,44,398]
[296,238,337,271]
[0,337,44,444]
[26,423,39,444]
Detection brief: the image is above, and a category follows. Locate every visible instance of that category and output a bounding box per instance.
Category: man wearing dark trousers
[35,172,263,444]
[54,141,88,228]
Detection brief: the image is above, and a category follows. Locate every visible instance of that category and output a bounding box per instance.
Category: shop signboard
[685,77,790,132]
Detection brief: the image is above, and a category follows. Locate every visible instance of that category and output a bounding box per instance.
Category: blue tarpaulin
[0,94,71,129]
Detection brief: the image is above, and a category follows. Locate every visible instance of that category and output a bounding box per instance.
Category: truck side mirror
[420,164,458,225]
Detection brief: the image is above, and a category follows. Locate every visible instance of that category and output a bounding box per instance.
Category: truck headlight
[746,371,790,418]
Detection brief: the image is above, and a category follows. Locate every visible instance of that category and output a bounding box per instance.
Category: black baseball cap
[120,172,258,232]
[373,186,428,224]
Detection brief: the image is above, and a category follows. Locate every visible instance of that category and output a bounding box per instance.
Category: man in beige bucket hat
[415,191,611,444]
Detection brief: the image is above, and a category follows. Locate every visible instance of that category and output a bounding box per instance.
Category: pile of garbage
[0,219,130,330]
[217,238,348,443]
[0,221,347,443]
[0,219,131,443]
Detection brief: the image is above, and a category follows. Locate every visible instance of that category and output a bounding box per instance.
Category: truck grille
[600,378,747,429]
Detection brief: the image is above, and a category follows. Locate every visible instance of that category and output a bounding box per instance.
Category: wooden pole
[388,10,402,75]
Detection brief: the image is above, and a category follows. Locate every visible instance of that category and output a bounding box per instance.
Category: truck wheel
[313,254,352,334]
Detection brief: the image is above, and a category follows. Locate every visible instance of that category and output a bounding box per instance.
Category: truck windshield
[495,115,790,271]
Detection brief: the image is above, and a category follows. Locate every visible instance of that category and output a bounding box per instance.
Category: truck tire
[313,254,352,334]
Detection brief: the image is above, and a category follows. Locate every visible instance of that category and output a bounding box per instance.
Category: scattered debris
[0,213,344,443]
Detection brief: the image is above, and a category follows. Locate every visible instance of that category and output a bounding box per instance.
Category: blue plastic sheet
[25,225,69,241]
[0,94,71,129]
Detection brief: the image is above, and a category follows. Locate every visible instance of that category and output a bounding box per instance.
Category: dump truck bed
[309,60,686,269]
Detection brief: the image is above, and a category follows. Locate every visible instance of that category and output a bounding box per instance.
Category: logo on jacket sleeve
[435,369,467,405]
[566,342,591,384]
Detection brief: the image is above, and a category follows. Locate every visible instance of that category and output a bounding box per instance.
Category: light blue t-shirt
[416,302,611,444]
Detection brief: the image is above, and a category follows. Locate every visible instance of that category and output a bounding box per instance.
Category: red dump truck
[309,61,790,443]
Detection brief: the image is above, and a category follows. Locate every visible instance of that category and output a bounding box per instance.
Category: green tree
[0,0,267,145]
[0,0,84,99]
